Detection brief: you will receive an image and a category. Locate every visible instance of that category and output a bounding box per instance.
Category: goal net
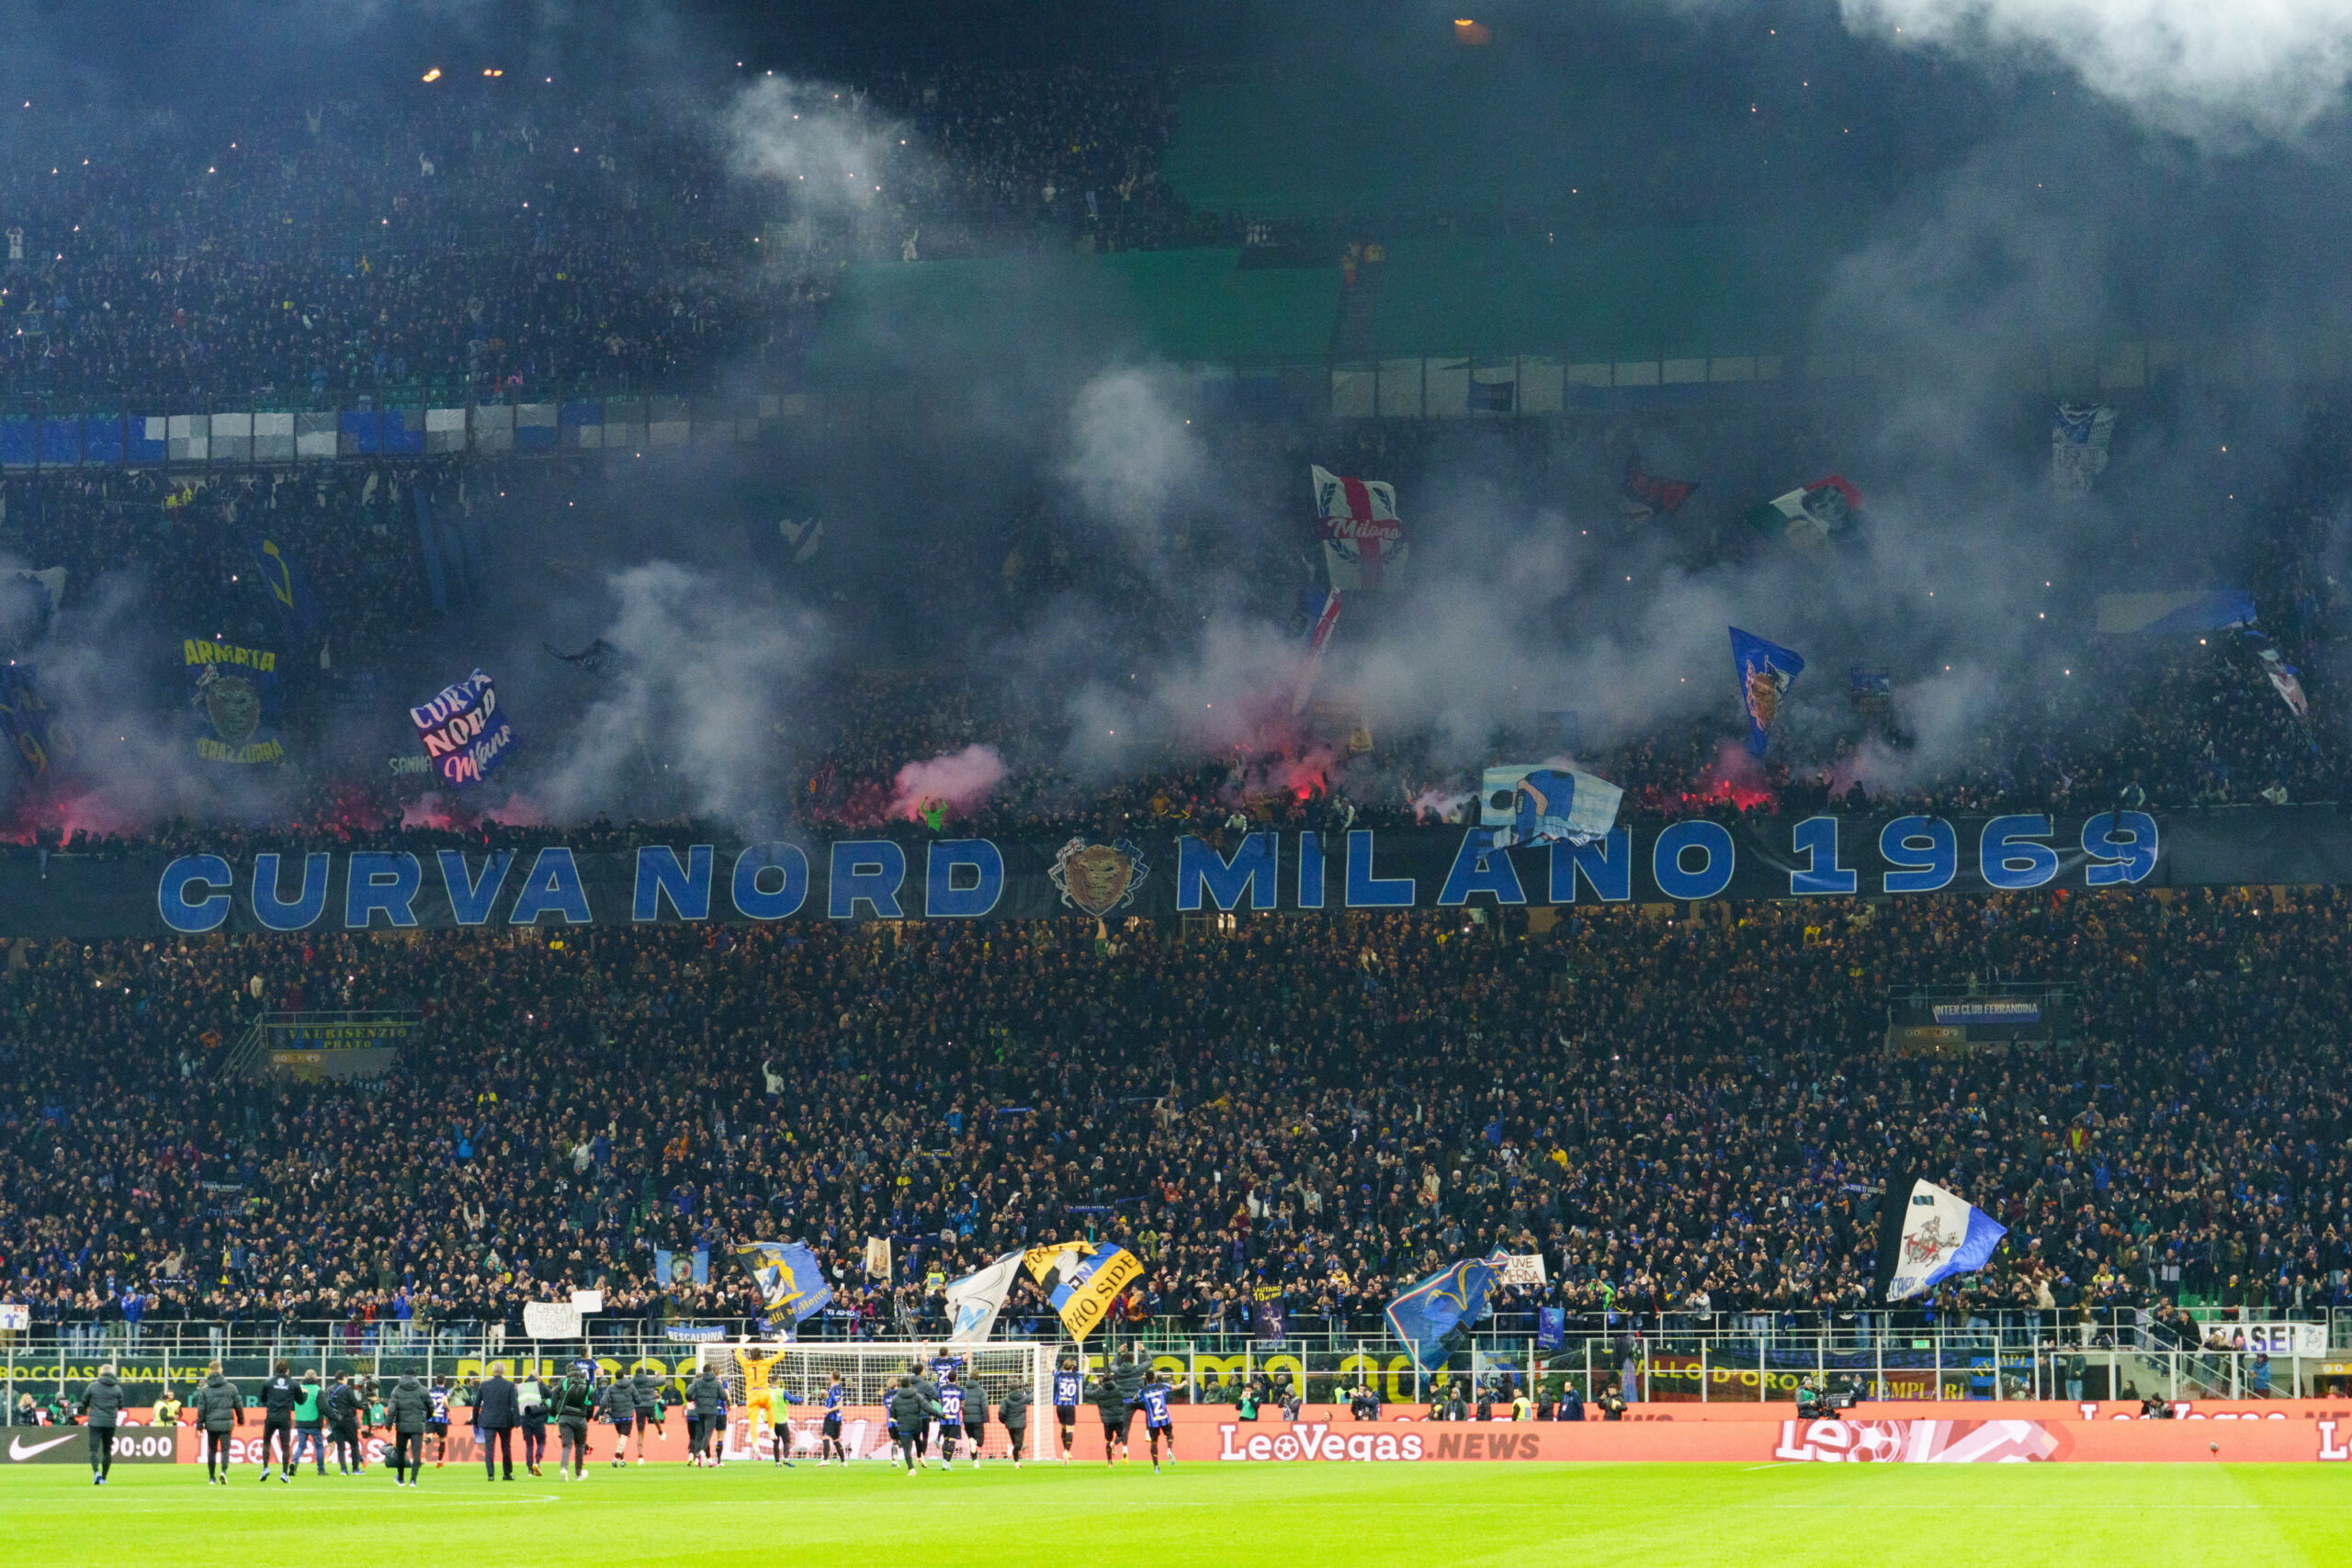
[695,1340,1052,1462]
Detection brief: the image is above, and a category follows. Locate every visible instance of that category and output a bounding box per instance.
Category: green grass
[6,1461,2351,1566]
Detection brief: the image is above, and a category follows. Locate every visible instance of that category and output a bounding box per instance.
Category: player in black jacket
[1091,1365,1132,1468]
[326,1376,366,1475]
[260,1360,299,1483]
[998,1379,1031,1468]
[76,1365,126,1485]
[385,1374,434,1488]
[194,1366,243,1484]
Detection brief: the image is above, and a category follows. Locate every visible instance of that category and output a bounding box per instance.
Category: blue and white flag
[1729,627,1804,757]
[1385,1255,1502,1369]
[2052,402,2117,493]
[2238,628,2310,720]
[653,1247,710,1289]
[942,1249,1024,1347]
[1882,1179,2007,1303]
[1745,475,1860,547]
[1481,764,1622,848]
[736,1241,831,1323]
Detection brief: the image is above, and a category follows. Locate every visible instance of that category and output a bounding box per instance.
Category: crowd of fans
[1,883,2348,1348]
[0,65,1209,405]
[0,423,2340,860]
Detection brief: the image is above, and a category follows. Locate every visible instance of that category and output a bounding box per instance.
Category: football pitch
[4,1461,2348,1566]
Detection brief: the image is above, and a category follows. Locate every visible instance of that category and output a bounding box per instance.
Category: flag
[0,665,69,781]
[1385,1256,1501,1368]
[1875,1177,2007,1303]
[943,1249,1023,1346]
[1729,627,1804,757]
[2094,590,2254,637]
[1252,1292,1286,1344]
[2257,647,2309,720]
[1481,764,1621,848]
[1621,451,1696,519]
[864,1235,893,1281]
[1293,588,1344,716]
[410,669,517,788]
[4,567,65,618]
[1536,1307,1566,1351]
[780,515,823,564]
[2052,402,2117,493]
[736,1241,831,1323]
[185,637,284,765]
[413,489,447,615]
[1468,372,1515,415]
[653,1247,710,1289]
[1850,666,1893,719]
[2238,629,2311,720]
[1311,465,1408,591]
[244,533,322,643]
[1745,475,1860,547]
[1023,1241,1142,1344]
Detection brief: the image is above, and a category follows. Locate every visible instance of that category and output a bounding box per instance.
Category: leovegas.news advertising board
[61,1400,2352,1468]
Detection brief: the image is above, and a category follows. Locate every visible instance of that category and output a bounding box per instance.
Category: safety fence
[7,1318,2348,1410]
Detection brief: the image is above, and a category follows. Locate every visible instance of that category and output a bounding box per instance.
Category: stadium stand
[0,52,2346,1404]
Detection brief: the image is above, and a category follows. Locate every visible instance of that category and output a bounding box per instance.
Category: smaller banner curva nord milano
[1,805,2346,940]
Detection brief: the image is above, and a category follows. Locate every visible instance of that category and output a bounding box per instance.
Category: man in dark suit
[475,1368,520,1481]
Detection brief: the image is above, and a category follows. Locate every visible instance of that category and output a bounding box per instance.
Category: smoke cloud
[1838,0,2352,135]
[721,75,906,221]
[534,562,826,826]
[889,744,1009,821]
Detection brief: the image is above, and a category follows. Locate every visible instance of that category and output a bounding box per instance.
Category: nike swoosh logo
[8,1433,81,1460]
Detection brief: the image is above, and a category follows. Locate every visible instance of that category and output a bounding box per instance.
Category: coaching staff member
[475,1366,519,1480]
[385,1374,431,1488]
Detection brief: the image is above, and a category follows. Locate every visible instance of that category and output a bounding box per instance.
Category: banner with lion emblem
[184,637,284,764]
[1048,836,1148,917]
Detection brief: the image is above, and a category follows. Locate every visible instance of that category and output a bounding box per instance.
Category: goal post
[696,1339,1053,1461]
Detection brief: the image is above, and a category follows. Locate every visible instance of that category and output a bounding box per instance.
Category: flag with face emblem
[185,636,284,765]
[736,1241,832,1322]
[1729,627,1804,758]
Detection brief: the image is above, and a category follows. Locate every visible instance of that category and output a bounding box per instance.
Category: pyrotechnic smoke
[889,744,1008,821]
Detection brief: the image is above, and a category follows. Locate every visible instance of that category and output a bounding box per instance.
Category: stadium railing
[5,1313,2343,1408]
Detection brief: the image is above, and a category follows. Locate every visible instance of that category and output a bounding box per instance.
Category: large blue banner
[0,804,2332,937]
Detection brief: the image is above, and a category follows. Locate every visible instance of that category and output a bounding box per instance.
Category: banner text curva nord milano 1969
[0,806,2340,939]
